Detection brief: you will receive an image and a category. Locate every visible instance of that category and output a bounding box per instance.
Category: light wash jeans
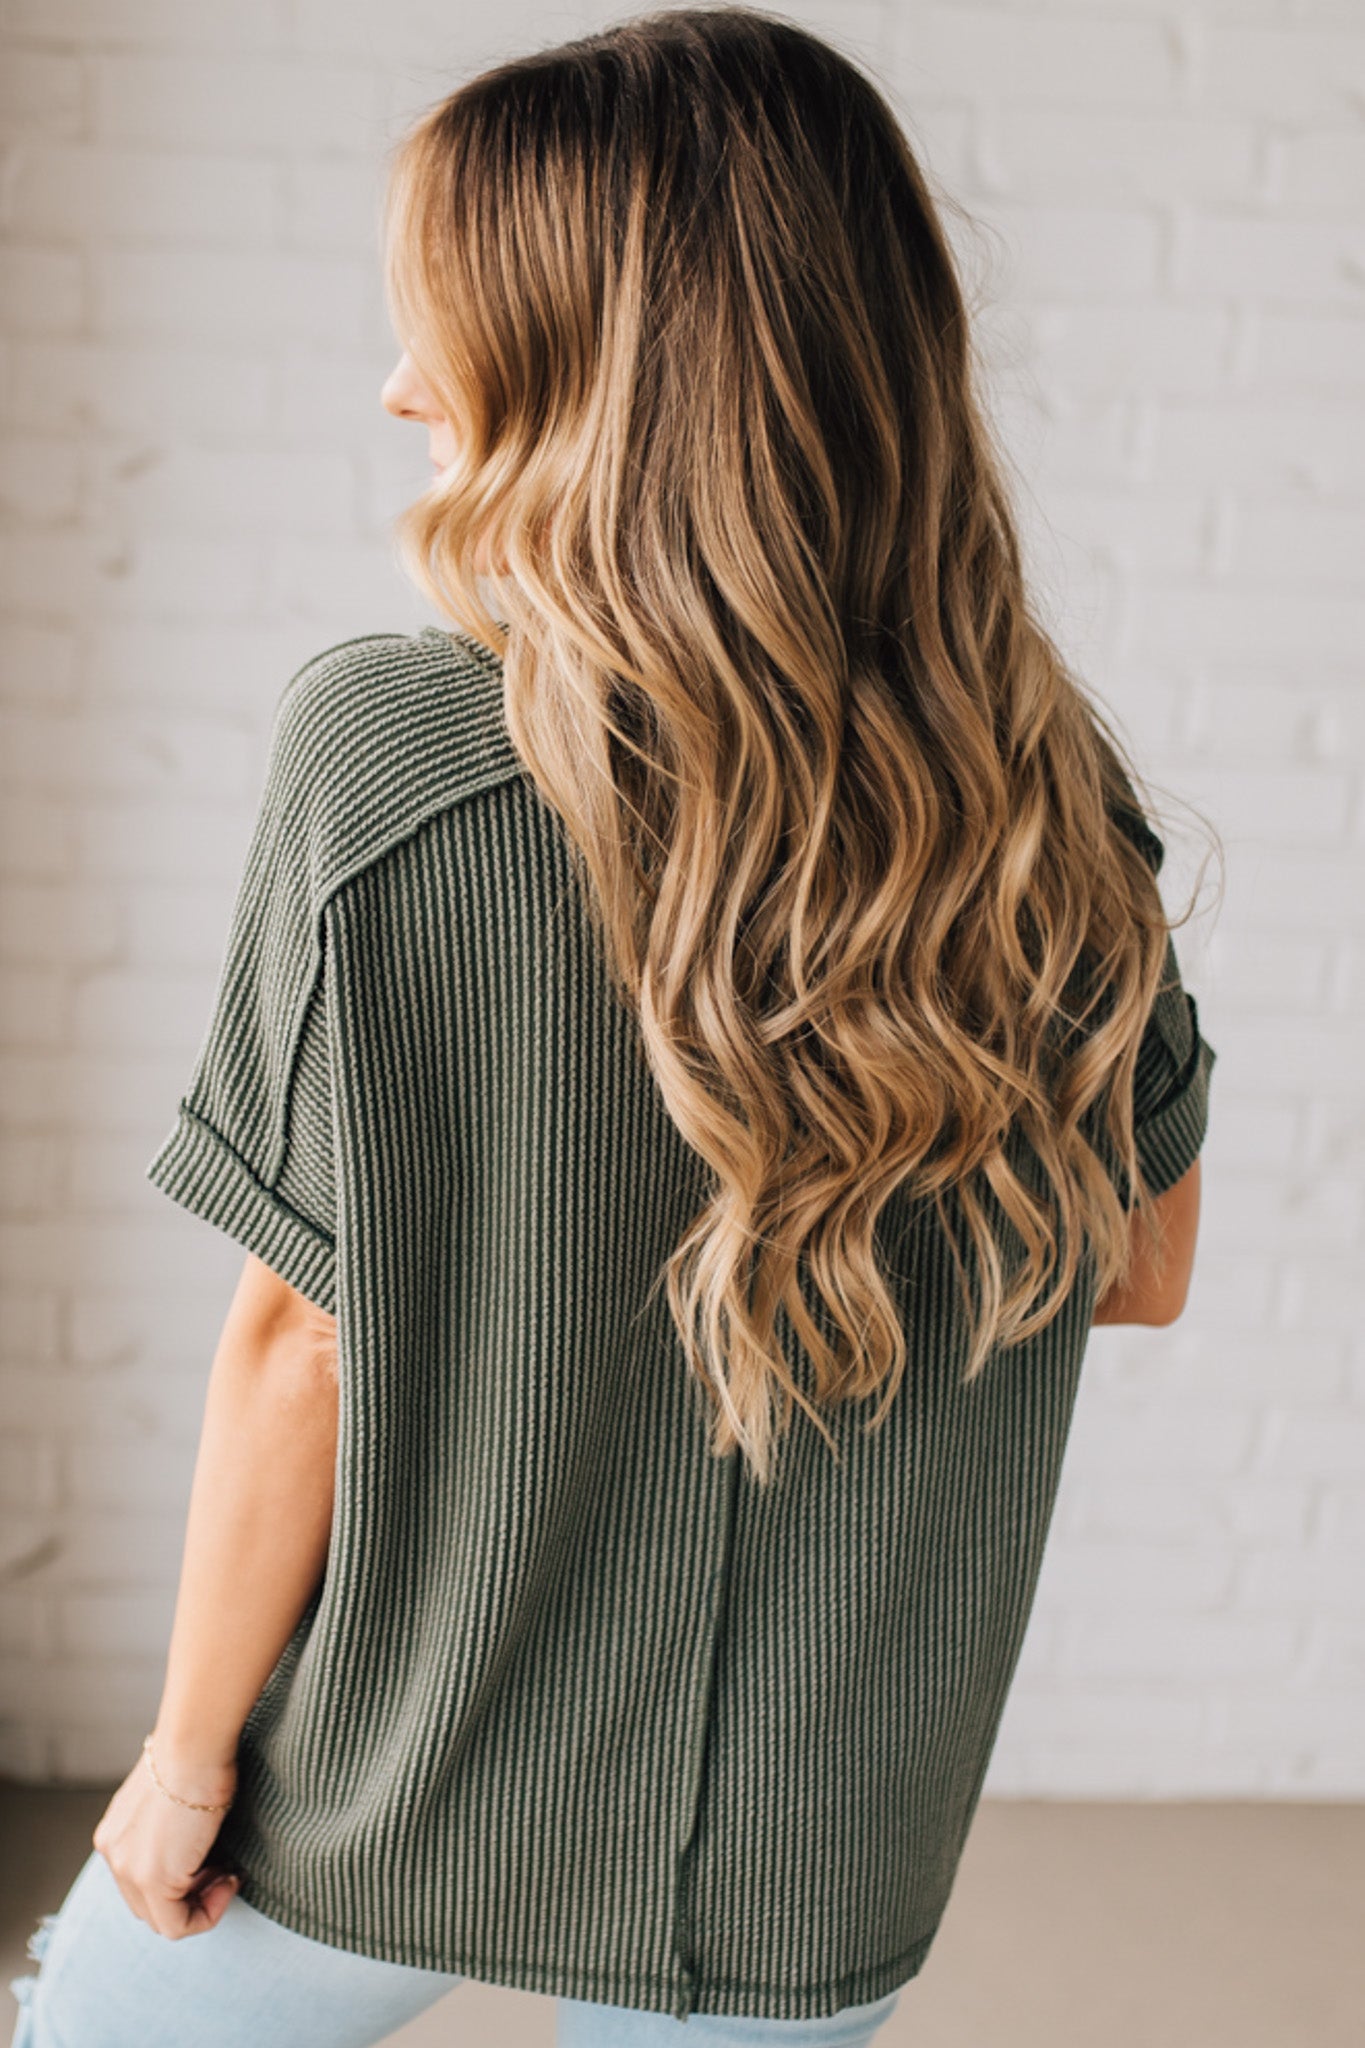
[8,1849,905,2047]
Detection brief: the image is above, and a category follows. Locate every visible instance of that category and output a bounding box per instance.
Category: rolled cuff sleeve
[1132,986,1218,1203]
[146,1102,338,1316]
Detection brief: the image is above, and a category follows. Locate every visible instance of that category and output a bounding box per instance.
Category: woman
[10,9,1217,2046]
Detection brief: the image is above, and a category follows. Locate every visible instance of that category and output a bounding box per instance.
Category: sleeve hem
[1134,1032,1217,1202]
[145,1103,337,1316]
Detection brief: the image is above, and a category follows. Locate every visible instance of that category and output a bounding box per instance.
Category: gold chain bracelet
[141,1735,234,1814]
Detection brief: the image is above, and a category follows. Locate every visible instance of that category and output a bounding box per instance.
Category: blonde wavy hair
[381,5,1216,1488]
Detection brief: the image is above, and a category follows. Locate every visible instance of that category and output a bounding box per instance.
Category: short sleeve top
[144,627,1217,2023]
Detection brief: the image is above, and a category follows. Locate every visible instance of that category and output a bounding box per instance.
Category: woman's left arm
[92,1250,339,1940]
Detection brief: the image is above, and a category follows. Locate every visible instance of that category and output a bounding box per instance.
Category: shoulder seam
[316,753,529,921]
[270,921,332,1195]
[274,626,522,919]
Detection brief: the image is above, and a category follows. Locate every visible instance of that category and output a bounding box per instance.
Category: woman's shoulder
[264,624,523,907]
[277,624,506,750]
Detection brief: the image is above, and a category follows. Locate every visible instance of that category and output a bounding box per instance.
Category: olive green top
[144,626,1217,2021]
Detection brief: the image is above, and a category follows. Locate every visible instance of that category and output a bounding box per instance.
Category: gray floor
[3,1783,1362,2047]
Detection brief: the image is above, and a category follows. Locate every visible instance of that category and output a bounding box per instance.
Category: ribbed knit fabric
[144,625,1218,2022]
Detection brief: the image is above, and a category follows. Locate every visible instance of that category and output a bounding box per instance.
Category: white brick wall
[0,0,1360,1794]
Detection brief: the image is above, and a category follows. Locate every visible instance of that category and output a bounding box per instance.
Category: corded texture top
[144,626,1217,2022]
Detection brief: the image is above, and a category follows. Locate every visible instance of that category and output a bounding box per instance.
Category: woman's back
[143,624,1215,2023]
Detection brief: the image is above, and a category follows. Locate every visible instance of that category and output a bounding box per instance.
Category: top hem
[228,1866,935,2023]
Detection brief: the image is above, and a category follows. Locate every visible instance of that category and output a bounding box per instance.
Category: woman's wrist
[146,1721,240,1801]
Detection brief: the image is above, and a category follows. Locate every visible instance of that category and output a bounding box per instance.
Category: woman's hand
[92,1740,241,1939]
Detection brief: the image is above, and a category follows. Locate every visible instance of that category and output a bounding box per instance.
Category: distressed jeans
[9,1850,905,2047]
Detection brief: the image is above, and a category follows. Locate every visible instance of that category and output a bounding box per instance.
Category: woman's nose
[380,354,425,422]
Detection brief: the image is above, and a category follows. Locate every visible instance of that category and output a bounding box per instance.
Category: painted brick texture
[1,0,1360,1794]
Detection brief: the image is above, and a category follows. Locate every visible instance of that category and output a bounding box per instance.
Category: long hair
[381,5,1216,1488]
